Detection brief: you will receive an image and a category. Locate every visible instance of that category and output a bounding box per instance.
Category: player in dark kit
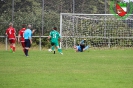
[74,45,89,52]
[24,24,32,57]
[79,39,86,52]
[74,39,89,52]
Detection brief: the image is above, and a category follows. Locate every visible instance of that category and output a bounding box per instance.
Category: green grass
[0,49,133,88]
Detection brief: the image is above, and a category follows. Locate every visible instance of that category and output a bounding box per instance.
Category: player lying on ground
[74,39,89,52]
[74,45,89,52]
[79,39,86,52]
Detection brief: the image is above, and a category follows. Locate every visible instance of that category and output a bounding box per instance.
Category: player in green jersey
[48,27,63,55]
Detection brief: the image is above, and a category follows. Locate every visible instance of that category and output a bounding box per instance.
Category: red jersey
[19,28,26,42]
[6,26,16,40]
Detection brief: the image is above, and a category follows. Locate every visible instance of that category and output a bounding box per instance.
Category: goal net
[60,13,133,49]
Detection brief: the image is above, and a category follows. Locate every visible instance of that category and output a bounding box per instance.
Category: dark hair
[53,27,57,30]
[22,24,26,28]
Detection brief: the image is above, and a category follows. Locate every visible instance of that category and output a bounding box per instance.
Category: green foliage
[0,0,110,31]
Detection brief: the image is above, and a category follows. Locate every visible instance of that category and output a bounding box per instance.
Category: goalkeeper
[80,39,86,52]
[74,39,89,52]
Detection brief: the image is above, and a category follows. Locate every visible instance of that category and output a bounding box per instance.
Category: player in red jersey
[18,24,27,53]
[5,22,16,52]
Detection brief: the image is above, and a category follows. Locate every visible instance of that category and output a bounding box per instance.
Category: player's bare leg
[9,40,13,52]
[12,43,16,52]
[10,43,13,52]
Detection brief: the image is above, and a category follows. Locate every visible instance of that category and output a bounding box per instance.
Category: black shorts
[25,39,31,48]
[51,42,55,46]
[80,44,85,48]
[80,44,85,52]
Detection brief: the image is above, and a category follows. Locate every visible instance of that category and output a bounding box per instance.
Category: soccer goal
[60,13,133,49]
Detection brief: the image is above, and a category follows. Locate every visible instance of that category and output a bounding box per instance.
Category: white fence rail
[0,36,133,51]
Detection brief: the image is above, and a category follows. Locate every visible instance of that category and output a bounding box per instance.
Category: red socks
[13,47,15,52]
[10,45,13,50]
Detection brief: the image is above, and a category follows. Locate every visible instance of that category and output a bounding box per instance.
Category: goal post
[60,13,133,49]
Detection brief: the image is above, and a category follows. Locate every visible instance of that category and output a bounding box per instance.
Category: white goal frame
[60,13,133,48]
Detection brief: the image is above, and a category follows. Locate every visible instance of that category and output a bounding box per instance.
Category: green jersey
[49,30,60,46]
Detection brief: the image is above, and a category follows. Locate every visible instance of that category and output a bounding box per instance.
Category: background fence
[0,0,133,50]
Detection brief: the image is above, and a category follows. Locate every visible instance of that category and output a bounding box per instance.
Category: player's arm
[5,32,7,36]
[47,32,52,42]
[32,29,36,34]
[58,34,61,42]
[5,33,7,35]
[47,36,51,42]
[80,40,84,44]
[29,31,32,44]
[5,29,8,36]
[18,30,22,43]
[14,28,17,40]
[14,33,17,42]
[18,34,21,43]
[48,36,51,40]
[29,37,32,44]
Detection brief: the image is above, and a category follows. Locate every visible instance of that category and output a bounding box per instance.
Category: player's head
[22,24,26,28]
[9,22,13,26]
[53,27,57,30]
[27,24,32,29]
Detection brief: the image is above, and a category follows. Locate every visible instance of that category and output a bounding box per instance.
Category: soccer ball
[48,49,52,52]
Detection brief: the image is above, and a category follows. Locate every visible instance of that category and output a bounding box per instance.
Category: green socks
[58,48,62,53]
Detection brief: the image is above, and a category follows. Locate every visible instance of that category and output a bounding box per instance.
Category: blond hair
[9,22,13,26]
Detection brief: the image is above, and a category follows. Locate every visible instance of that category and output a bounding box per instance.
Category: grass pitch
[0,49,133,88]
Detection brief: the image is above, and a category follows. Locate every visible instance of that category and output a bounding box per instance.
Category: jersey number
[53,34,56,38]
